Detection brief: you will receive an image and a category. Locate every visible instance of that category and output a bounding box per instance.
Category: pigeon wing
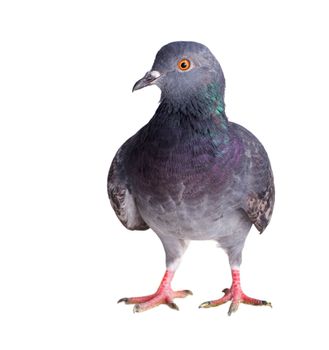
[232,122,275,234]
[245,172,275,234]
[108,144,149,231]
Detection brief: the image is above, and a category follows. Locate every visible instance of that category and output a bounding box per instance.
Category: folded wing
[107,145,149,231]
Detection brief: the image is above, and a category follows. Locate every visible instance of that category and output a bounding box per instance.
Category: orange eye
[178,58,191,71]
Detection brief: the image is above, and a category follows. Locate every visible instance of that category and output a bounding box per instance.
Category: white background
[1,0,328,349]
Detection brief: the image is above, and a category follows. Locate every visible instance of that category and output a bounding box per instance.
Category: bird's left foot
[199,287,271,316]
[199,269,272,316]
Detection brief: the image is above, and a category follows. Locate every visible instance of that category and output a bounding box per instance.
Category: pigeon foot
[118,289,192,313]
[199,269,271,316]
[117,270,192,313]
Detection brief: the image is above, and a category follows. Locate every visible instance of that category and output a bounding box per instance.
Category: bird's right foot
[117,270,192,313]
[118,289,192,313]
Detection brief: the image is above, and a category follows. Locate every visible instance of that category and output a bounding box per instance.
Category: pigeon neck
[158,82,228,132]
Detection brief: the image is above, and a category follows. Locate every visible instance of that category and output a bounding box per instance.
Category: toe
[199,288,232,309]
[240,293,272,307]
[173,289,193,298]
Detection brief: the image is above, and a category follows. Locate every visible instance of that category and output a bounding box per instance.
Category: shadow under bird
[108,41,274,315]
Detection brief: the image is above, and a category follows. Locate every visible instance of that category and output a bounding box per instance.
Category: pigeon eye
[178,58,191,71]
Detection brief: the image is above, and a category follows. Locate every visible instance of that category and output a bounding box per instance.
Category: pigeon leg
[199,269,271,315]
[118,270,192,313]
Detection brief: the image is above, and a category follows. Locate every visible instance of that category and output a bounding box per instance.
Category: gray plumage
[108,41,274,313]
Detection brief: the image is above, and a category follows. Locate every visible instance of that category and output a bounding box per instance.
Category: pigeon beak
[132,70,161,92]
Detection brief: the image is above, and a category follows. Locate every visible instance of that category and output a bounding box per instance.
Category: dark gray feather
[245,182,275,233]
[108,143,149,231]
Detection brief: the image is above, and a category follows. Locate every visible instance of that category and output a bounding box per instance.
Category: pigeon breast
[122,102,249,240]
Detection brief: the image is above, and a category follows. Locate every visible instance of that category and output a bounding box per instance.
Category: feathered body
[108,41,274,314]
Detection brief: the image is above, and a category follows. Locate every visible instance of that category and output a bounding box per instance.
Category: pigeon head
[133,41,226,108]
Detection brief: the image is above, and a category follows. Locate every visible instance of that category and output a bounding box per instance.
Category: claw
[199,301,212,309]
[228,301,240,316]
[117,298,129,304]
[263,301,272,308]
[167,302,179,311]
[184,290,193,296]
[133,304,141,313]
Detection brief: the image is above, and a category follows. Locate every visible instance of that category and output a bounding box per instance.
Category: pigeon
[108,41,274,315]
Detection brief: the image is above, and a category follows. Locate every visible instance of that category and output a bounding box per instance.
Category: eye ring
[178,58,191,71]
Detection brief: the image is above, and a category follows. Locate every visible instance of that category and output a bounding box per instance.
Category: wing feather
[107,146,149,231]
[245,173,275,233]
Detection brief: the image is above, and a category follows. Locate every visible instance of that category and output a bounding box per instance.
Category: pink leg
[199,269,272,316]
[118,270,192,313]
